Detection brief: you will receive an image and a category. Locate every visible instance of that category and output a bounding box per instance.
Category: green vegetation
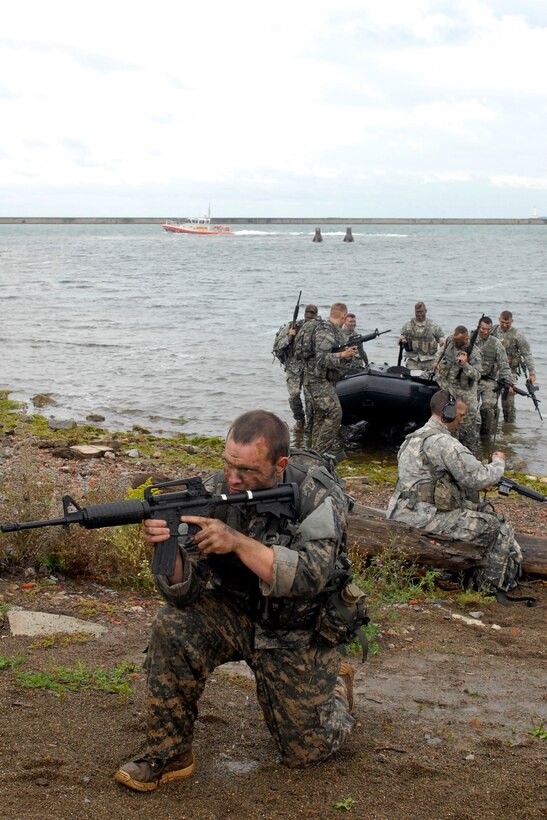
[528,723,546,740]
[353,541,439,605]
[15,661,138,696]
[333,797,356,811]
[452,589,495,608]
[340,457,398,486]
[0,653,25,670]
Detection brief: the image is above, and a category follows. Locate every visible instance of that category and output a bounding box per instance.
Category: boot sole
[114,757,195,792]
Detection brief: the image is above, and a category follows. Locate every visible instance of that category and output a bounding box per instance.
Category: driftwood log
[348,503,547,578]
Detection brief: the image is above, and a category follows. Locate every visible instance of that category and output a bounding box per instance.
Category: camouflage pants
[307,381,343,455]
[286,371,305,425]
[478,382,500,436]
[501,374,518,422]
[422,508,522,591]
[145,593,354,768]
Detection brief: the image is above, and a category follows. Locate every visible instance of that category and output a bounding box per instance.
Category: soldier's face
[344,316,356,332]
[453,332,469,349]
[448,401,467,431]
[415,307,426,321]
[499,315,513,331]
[479,322,492,340]
[223,436,288,493]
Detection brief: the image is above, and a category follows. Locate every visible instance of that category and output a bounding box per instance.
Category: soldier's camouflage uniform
[387,416,522,591]
[476,335,513,435]
[399,317,444,371]
[340,329,368,373]
[146,466,354,769]
[434,336,482,453]
[491,324,536,422]
[303,320,347,454]
[273,320,307,427]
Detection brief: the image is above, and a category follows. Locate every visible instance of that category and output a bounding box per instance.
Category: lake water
[0,222,544,473]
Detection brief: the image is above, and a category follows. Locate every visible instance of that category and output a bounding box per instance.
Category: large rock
[8,608,107,637]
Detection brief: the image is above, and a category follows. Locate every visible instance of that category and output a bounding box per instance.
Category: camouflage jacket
[400,318,444,360]
[491,325,535,375]
[155,464,349,649]
[434,336,482,394]
[476,335,513,382]
[386,416,505,528]
[304,320,347,385]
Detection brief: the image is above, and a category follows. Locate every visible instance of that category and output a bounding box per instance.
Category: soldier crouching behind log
[386,390,522,594]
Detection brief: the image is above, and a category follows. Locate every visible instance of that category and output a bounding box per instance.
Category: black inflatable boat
[336,363,440,427]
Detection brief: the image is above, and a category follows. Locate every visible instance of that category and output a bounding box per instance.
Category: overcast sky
[1,0,546,218]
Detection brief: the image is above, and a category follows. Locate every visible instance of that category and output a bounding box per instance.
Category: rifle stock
[1,477,300,577]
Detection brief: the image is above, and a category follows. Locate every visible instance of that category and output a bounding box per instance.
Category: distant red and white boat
[162,213,231,235]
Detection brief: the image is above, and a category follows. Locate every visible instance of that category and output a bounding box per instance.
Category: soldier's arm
[429,439,505,491]
[496,343,514,384]
[433,322,445,343]
[463,348,483,381]
[259,487,346,598]
[517,331,536,377]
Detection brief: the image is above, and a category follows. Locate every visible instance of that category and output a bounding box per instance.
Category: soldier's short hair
[227,410,290,463]
[454,325,468,335]
[431,390,451,414]
[346,312,356,319]
[330,302,348,319]
[500,310,513,320]
[431,390,466,416]
[415,301,426,311]
[304,303,318,316]
[481,316,493,326]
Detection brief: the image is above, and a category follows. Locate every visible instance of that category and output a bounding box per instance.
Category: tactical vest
[404,320,439,355]
[492,326,523,371]
[397,427,465,512]
[205,450,350,603]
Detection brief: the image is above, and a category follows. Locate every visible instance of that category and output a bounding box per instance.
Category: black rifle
[290,290,302,331]
[497,477,546,502]
[332,328,391,353]
[481,375,528,398]
[525,378,543,421]
[456,314,484,380]
[482,375,542,421]
[0,477,300,577]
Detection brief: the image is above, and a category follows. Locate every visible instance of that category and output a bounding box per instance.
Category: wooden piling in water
[313,228,323,242]
[344,227,354,242]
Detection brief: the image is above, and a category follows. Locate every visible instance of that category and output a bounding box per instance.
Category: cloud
[1,1,547,216]
[491,176,547,190]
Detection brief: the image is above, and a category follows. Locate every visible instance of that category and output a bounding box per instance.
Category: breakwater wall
[1,217,546,225]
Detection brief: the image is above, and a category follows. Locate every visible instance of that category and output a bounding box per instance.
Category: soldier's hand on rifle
[529,373,536,384]
[457,351,468,365]
[399,335,407,344]
[143,518,170,545]
[340,345,358,360]
[492,451,506,463]
[182,515,240,555]
[288,327,298,339]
